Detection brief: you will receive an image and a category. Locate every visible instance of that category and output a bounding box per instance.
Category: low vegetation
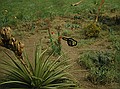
[0,0,120,89]
[83,23,101,38]
[78,51,120,85]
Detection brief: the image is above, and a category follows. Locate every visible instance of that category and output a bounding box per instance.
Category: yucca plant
[0,44,76,89]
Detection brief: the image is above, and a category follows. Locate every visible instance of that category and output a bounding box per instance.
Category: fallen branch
[71,0,84,6]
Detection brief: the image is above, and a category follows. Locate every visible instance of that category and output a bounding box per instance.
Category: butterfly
[62,37,77,47]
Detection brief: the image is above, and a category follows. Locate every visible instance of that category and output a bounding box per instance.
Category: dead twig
[71,0,84,6]
[95,0,105,22]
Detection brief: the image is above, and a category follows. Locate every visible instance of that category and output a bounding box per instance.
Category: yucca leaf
[0,59,25,77]
[0,81,29,87]
[35,49,53,78]
[38,56,49,77]
[4,52,27,74]
[34,45,48,85]
[1,62,31,83]
[45,65,70,82]
[42,56,63,79]
[45,83,76,87]
[43,60,71,80]
[3,52,34,83]
[35,44,41,71]
[35,48,47,76]
[23,51,33,74]
[42,86,57,89]
[49,59,67,71]
[37,51,56,78]
[42,73,68,86]
[32,76,43,81]
[0,60,17,72]
[42,65,70,85]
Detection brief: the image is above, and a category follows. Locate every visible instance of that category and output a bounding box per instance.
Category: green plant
[108,32,120,51]
[115,51,120,83]
[0,45,76,89]
[0,10,10,27]
[83,23,101,38]
[78,51,118,85]
[48,26,62,55]
[65,23,80,30]
[77,38,96,48]
[0,10,18,27]
[62,30,71,36]
[78,51,94,69]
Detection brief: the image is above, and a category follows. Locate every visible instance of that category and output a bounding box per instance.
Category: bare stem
[95,0,105,22]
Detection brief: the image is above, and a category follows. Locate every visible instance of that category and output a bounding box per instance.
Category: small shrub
[83,23,101,38]
[78,51,118,85]
[62,29,72,36]
[78,51,94,69]
[108,33,120,51]
[115,51,120,83]
[65,23,80,30]
[48,25,62,55]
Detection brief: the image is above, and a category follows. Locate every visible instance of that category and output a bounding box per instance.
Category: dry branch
[95,0,105,22]
[71,0,84,6]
